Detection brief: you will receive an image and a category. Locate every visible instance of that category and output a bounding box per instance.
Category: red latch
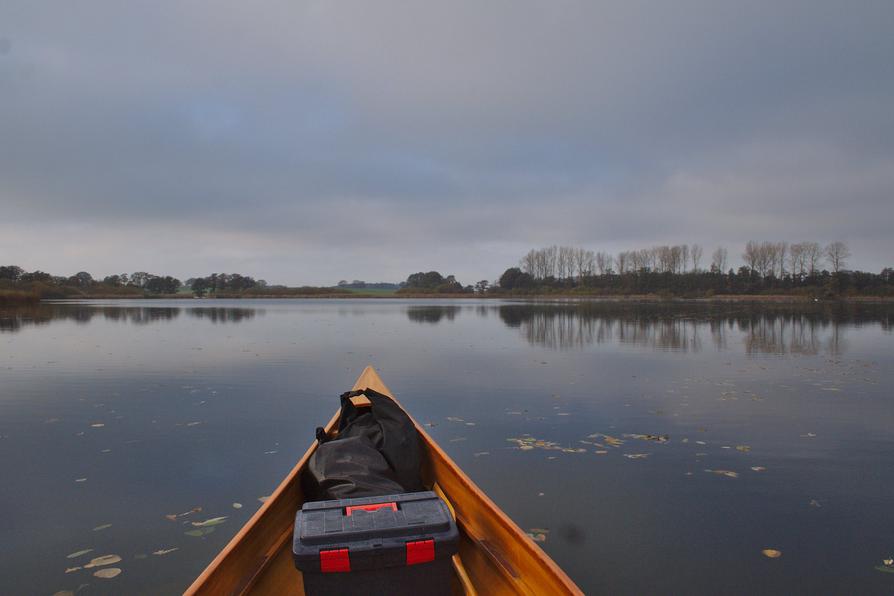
[406,539,435,566]
[345,501,398,516]
[319,548,351,573]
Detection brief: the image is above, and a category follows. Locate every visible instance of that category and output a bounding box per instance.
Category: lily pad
[706,469,739,478]
[191,516,227,527]
[84,554,122,568]
[66,549,93,559]
[93,567,122,579]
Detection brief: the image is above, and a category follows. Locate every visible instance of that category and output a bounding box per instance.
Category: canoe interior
[185,366,582,596]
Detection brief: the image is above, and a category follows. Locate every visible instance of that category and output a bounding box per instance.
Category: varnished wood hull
[185,366,582,595]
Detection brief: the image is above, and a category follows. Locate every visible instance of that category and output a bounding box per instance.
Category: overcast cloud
[1,1,892,284]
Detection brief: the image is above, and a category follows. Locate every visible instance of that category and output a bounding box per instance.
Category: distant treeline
[0,266,355,302]
[336,280,401,290]
[394,241,891,298]
[489,242,892,297]
[3,238,892,304]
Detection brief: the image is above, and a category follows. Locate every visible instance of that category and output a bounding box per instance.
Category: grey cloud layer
[1,1,892,283]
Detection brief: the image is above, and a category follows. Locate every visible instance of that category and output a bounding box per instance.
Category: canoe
[185,366,582,595]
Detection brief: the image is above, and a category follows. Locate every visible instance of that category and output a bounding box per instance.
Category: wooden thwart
[185,366,582,596]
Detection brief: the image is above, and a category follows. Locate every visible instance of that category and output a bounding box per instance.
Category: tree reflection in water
[0,304,262,332]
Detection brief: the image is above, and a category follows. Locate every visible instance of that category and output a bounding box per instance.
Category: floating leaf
[258,496,270,503]
[762,549,782,558]
[66,549,93,559]
[526,528,549,543]
[185,527,216,537]
[92,524,112,532]
[751,466,766,472]
[90,423,105,428]
[624,434,669,443]
[809,499,822,508]
[594,450,608,455]
[876,565,894,574]
[706,469,738,478]
[84,554,122,569]
[735,445,751,453]
[191,516,227,527]
[52,591,74,596]
[599,434,624,447]
[165,507,202,520]
[74,478,87,483]
[93,568,122,579]
[623,453,650,459]
[152,548,179,556]
[232,503,242,509]
[65,566,81,574]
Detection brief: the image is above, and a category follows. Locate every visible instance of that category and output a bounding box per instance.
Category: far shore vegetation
[2,241,892,305]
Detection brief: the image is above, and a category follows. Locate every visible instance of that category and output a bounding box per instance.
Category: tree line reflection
[3,301,890,356]
[405,302,892,355]
[0,304,262,332]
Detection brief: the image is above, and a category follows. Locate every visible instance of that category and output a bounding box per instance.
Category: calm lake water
[2,299,893,595]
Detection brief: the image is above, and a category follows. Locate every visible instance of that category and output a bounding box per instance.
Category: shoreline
[18,293,894,304]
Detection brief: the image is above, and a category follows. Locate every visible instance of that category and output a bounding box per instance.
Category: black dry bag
[303,388,424,501]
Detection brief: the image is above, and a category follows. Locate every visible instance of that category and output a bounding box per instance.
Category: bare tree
[595,252,610,275]
[690,244,703,272]
[673,245,686,273]
[803,242,822,274]
[776,242,788,277]
[711,246,728,273]
[521,250,537,277]
[825,241,851,273]
[615,251,629,274]
[742,241,759,273]
[558,246,574,279]
[788,243,804,277]
[680,245,689,273]
[758,242,777,277]
[572,248,595,281]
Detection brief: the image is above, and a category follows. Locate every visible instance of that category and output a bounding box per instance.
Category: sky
[1,1,892,285]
